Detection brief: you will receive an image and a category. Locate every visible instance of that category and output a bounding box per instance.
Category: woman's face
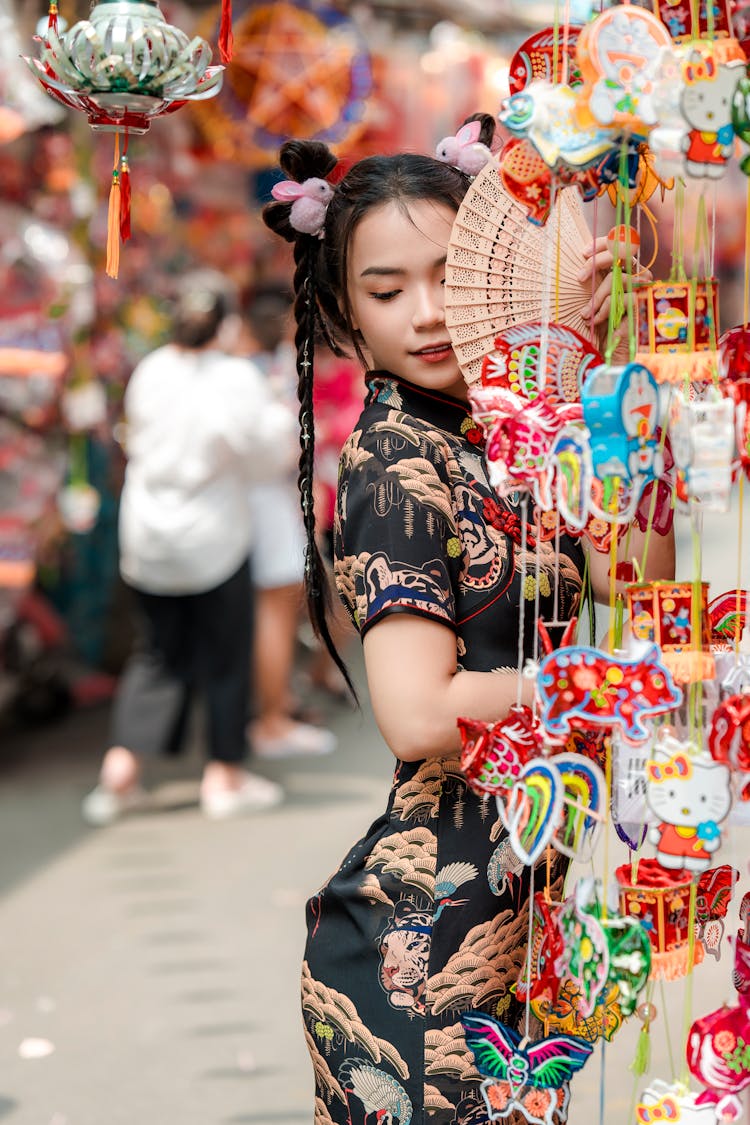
[346,198,468,401]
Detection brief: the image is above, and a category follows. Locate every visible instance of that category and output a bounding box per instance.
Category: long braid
[292,239,359,703]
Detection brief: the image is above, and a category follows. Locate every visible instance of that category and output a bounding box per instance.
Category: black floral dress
[303,374,585,1125]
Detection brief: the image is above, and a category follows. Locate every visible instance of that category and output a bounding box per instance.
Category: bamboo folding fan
[445,154,602,386]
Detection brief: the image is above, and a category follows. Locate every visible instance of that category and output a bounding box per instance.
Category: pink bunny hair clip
[435,120,493,177]
[270,177,334,238]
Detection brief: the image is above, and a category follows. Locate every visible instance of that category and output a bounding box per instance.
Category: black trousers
[110,560,251,764]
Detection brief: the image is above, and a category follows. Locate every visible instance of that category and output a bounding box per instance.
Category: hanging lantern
[635,280,721,383]
[616,859,705,980]
[24,1,225,278]
[627,581,714,683]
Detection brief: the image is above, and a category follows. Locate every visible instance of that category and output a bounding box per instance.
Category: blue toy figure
[581,362,663,485]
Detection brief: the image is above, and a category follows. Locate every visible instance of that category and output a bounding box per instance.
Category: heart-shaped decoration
[552,752,606,861]
[497,759,564,865]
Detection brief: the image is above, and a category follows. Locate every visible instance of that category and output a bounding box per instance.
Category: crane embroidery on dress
[434,862,479,920]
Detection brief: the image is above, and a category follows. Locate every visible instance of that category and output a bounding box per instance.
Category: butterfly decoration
[462,1011,593,1125]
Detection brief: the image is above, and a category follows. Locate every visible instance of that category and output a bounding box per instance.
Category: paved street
[0,503,748,1125]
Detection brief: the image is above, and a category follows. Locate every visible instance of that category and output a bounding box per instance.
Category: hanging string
[516,496,530,708]
[679,880,699,1086]
[736,475,745,654]
[523,861,536,1041]
[670,179,687,283]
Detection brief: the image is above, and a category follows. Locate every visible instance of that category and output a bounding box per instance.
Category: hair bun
[263,141,338,243]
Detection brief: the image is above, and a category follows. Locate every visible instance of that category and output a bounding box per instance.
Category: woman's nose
[412,284,444,329]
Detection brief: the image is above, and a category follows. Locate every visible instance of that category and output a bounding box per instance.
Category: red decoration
[708,693,750,797]
[458,707,544,797]
[627,581,714,684]
[616,859,705,980]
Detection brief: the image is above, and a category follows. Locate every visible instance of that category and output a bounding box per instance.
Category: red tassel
[219,0,233,63]
[119,155,131,243]
[47,0,58,35]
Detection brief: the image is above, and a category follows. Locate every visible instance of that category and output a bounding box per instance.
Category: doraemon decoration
[581,362,663,490]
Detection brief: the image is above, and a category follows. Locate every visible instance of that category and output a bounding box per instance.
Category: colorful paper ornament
[458,706,544,798]
[509,27,584,95]
[554,889,610,1017]
[461,1011,594,1125]
[687,995,750,1119]
[480,322,603,406]
[581,361,663,489]
[498,758,565,865]
[500,81,615,172]
[651,0,733,41]
[694,865,740,959]
[616,858,705,979]
[627,582,715,683]
[709,693,750,798]
[575,5,672,133]
[669,387,735,511]
[635,280,721,384]
[708,588,750,647]
[645,733,733,874]
[719,324,750,476]
[636,1079,729,1125]
[679,42,746,179]
[536,635,683,743]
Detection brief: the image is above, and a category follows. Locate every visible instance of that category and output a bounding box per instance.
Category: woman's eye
[371,290,400,302]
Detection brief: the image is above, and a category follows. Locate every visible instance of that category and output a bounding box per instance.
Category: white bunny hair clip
[435,120,493,177]
[270,176,334,238]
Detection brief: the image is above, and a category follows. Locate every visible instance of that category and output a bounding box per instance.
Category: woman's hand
[578,235,653,327]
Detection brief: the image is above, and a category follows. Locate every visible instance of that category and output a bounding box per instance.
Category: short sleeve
[334,415,459,638]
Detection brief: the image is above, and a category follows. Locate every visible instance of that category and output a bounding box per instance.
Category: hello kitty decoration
[678,41,746,179]
[575,5,672,133]
[645,731,732,874]
[616,858,705,979]
[636,1079,730,1125]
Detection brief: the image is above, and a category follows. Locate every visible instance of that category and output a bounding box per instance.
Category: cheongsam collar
[364,372,473,437]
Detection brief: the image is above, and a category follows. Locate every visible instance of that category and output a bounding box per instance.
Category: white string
[516,496,530,707]
[524,861,536,1041]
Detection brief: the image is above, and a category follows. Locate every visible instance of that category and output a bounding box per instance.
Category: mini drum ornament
[616,858,705,980]
[627,582,714,683]
[635,280,721,384]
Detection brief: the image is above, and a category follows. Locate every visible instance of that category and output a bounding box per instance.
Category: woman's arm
[362,614,534,762]
[587,523,676,604]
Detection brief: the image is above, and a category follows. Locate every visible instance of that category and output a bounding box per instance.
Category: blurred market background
[2,0,750,1123]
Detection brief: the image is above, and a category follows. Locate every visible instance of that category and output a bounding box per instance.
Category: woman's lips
[411,343,453,364]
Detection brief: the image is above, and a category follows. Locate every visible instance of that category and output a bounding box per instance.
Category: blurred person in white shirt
[83,271,296,825]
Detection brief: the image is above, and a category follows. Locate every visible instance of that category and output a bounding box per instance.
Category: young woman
[264,135,674,1124]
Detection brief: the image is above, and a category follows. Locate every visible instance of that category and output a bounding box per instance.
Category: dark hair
[262,132,488,699]
[172,270,237,349]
